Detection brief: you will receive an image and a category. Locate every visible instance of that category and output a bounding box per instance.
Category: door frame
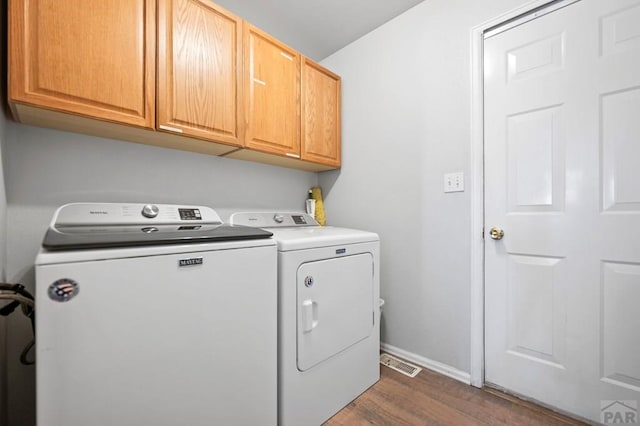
[469,0,581,388]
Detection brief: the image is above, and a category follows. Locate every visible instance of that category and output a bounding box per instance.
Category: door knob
[489,227,504,240]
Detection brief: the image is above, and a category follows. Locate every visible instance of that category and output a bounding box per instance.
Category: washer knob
[141,204,159,218]
[274,214,284,224]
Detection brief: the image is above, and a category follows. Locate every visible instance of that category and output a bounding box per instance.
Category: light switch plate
[444,172,464,193]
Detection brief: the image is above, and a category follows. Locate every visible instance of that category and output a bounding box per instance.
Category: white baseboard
[380,342,471,385]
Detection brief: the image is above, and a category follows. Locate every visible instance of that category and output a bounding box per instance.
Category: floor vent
[379,353,422,378]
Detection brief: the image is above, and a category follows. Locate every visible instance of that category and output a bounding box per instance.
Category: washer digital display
[179,208,202,220]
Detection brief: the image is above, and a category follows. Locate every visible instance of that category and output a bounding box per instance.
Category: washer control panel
[52,203,222,226]
[231,212,318,228]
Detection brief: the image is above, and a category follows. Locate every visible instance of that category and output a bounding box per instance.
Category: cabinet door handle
[253,78,266,86]
[280,52,293,61]
[159,125,183,133]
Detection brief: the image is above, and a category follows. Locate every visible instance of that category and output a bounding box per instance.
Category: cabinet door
[158,0,243,146]
[244,24,300,157]
[301,58,341,167]
[9,0,155,128]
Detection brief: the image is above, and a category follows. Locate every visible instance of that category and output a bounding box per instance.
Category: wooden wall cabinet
[158,0,243,146]
[301,57,341,168]
[8,0,341,171]
[243,24,300,158]
[227,28,342,171]
[9,0,156,128]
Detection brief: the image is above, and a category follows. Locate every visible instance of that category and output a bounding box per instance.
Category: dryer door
[297,253,374,371]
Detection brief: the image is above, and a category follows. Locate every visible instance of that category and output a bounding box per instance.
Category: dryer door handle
[301,300,319,333]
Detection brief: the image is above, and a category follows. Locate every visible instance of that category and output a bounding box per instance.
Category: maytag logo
[89,211,108,215]
[179,257,203,267]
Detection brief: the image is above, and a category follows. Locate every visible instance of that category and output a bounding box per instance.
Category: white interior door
[484,0,640,422]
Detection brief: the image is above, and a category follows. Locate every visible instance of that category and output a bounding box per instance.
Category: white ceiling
[214,0,425,61]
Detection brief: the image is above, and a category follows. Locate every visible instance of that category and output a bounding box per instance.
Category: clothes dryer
[231,212,380,425]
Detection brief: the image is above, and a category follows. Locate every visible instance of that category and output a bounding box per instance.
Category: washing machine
[35,203,277,426]
[231,212,380,425]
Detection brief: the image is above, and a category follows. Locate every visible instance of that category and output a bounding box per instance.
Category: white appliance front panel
[279,241,380,426]
[296,253,374,371]
[36,245,277,426]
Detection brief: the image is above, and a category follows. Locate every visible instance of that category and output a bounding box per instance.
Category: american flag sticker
[48,278,79,302]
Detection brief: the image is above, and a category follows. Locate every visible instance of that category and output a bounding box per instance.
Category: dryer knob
[274,214,284,224]
[141,204,159,218]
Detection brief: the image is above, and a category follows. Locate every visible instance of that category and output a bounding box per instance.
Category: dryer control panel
[231,212,319,228]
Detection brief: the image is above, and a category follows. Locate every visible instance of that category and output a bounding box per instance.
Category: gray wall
[0,109,5,287]
[1,110,8,426]
[1,0,8,420]
[319,0,529,373]
[3,122,317,425]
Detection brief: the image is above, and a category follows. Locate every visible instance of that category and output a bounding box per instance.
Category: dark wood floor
[325,361,586,425]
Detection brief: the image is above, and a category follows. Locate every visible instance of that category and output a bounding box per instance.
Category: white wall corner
[381,342,471,385]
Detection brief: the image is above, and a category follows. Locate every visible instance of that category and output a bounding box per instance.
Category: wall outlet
[444,172,464,193]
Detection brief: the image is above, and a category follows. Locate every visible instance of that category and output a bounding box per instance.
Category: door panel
[506,254,566,368]
[602,262,640,390]
[601,4,640,56]
[506,106,565,213]
[296,254,373,371]
[602,88,640,211]
[484,0,640,421]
